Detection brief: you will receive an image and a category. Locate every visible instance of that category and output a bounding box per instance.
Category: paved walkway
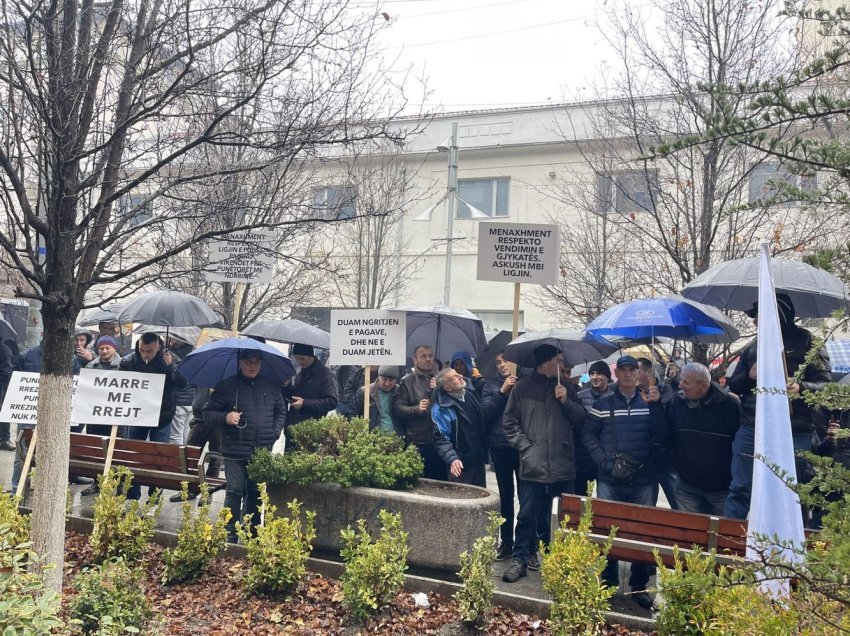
[1,429,657,627]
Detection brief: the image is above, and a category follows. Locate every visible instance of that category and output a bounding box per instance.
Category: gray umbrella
[133,324,202,345]
[680,258,850,318]
[502,329,619,368]
[388,304,488,362]
[241,319,330,349]
[79,304,125,327]
[117,291,221,328]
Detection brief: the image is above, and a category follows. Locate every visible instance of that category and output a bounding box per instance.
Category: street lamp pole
[443,121,458,306]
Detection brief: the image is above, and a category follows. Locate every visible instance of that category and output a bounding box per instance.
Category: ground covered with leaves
[60,532,648,635]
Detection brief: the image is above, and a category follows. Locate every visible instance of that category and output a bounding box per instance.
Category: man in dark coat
[204,350,286,542]
[393,345,446,480]
[352,366,400,434]
[501,344,587,583]
[167,336,196,445]
[0,340,14,451]
[575,360,612,497]
[724,293,830,520]
[430,367,508,487]
[283,343,338,446]
[666,362,740,515]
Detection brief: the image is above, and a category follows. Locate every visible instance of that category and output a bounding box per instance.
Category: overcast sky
[373,0,657,113]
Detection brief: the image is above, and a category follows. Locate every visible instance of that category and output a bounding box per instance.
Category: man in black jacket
[502,344,587,583]
[284,343,338,446]
[204,350,286,542]
[724,293,830,520]
[667,363,740,515]
[0,340,14,451]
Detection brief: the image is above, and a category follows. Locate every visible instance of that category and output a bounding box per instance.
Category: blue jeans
[513,479,573,565]
[652,467,680,510]
[675,479,728,516]
[597,480,655,591]
[724,425,754,519]
[224,458,260,540]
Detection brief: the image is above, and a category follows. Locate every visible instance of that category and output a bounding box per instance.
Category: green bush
[0,490,29,548]
[455,512,503,630]
[89,466,162,563]
[541,504,615,636]
[237,485,316,596]
[0,529,62,634]
[248,415,423,490]
[161,483,231,585]
[68,558,153,635]
[340,509,409,620]
[654,547,798,636]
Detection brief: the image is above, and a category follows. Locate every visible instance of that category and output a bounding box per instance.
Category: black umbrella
[241,319,330,349]
[118,291,221,328]
[78,304,125,327]
[475,330,523,379]
[503,329,619,369]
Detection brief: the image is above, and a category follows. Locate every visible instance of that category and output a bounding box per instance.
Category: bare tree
[0,0,422,591]
[536,0,843,336]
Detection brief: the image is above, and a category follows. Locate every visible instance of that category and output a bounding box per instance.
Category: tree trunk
[28,303,76,593]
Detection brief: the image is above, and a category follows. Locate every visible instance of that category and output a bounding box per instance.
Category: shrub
[237,485,316,596]
[68,558,153,635]
[161,482,231,585]
[89,466,162,563]
[248,415,423,490]
[0,490,29,547]
[654,546,798,636]
[455,512,504,630]
[340,509,409,620]
[541,503,615,636]
[0,529,62,634]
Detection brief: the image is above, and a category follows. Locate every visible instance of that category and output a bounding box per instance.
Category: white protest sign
[329,310,407,366]
[0,372,80,426]
[205,229,276,283]
[70,369,165,428]
[476,222,560,285]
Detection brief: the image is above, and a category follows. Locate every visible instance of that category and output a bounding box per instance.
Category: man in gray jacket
[501,344,587,583]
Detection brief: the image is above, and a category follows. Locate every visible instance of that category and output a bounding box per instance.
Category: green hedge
[248,415,424,490]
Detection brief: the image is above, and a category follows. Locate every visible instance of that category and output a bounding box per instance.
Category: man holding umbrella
[204,350,287,543]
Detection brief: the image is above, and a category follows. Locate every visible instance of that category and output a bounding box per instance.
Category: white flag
[746,243,806,596]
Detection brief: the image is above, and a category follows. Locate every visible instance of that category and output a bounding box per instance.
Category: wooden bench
[19,429,225,495]
[555,494,749,567]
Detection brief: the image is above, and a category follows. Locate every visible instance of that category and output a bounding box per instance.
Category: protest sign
[328,310,407,366]
[0,372,46,426]
[205,230,276,283]
[476,222,560,285]
[71,368,165,428]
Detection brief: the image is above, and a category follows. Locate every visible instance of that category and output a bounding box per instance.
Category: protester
[575,360,613,496]
[169,385,221,502]
[167,335,195,446]
[431,367,508,488]
[480,351,518,560]
[334,364,360,417]
[0,340,13,451]
[725,293,830,521]
[283,343,338,446]
[393,345,446,480]
[582,355,669,609]
[74,328,95,365]
[636,356,678,509]
[203,351,286,543]
[120,332,186,500]
[666,363,740,515]
[501,344,586,583]
[342,365,376,419]
[450,350,484,394]
[352,365,401,434]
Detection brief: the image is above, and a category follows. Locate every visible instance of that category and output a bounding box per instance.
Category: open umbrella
[388,304,488,362]
[680,257,850,318]
[78,304,125,327]
[241,319,330,349]
[133,324,201,346]
[502,329,618,368]
[118,291,221,327]
[178,338,296,388]
[475,329,524,378]
[585,296,740,344]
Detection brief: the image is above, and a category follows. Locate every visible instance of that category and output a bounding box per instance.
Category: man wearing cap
[501,344,587,583]
[204,350,287,543]
[582,354,670,609]
[575,360,613,496]
[352,366,401,434]
[284,343,338,445]
[724,293,830,520]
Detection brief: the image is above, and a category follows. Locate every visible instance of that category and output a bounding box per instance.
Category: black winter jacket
[729,325,830,433]
[119,348,186,425]
[582,387,670,486]
[353,382,400,434]
[204,373,286,460]
[576,385,612,477]
[431,387,505,466]
[502,373,586,484]
[392,370,436,445]
[480,375,511,449]
[284,360,338,428]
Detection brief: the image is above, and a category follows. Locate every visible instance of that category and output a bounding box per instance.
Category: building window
[472,309,523,333]
[313,186,356,220]
[748,164,816,206]
[457,178,509,219]
[120,193,153,227]
[597,169,659,215]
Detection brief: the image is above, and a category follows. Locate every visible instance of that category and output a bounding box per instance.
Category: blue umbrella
[585,296,739,344]
[178,338,296,388]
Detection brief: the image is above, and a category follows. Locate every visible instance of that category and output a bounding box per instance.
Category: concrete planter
[266,478,500,573]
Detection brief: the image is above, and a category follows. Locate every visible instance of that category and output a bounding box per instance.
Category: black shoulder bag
[608,403,644,484]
